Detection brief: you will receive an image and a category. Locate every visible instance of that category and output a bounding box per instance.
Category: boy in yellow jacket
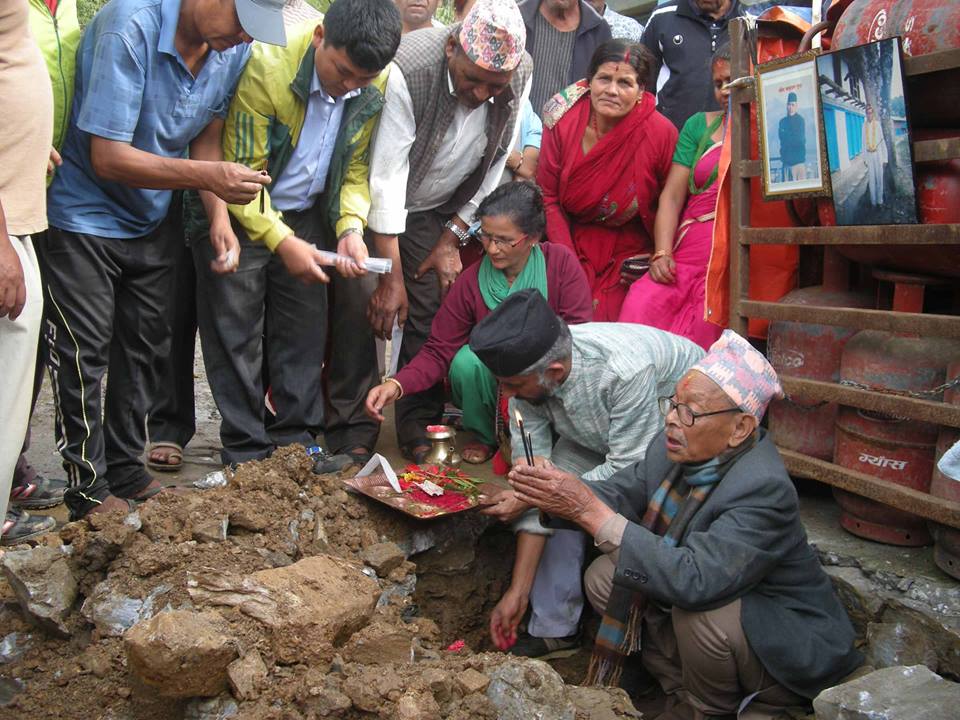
[192,0,402,468]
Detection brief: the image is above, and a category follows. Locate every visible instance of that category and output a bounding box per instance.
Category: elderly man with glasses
[509,329,862,719]
[466,288,704,658]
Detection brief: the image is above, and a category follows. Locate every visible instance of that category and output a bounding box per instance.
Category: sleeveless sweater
[392,24,533,213]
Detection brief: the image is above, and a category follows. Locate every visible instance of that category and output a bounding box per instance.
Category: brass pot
[423,425,461,468]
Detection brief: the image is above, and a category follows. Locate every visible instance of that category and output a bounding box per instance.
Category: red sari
[538,86,677,320]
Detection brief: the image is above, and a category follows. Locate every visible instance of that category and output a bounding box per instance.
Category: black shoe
[311,446,372,475]
[508,631,581,660]
[1,508,56,546]
[9,475,67,509]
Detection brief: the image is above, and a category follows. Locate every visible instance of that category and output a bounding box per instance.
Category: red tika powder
[399,464,476,512]
[398,477,473,512]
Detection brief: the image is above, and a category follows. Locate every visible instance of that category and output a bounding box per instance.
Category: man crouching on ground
[509,329,862,720]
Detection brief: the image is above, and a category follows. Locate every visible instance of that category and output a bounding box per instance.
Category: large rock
[183,693,239,720]
[825,566,886,639]
[486,658,577,720]
[227,650,268,701]
[361,542,405,577]
[566,686,642,720]
[124,610,238,698]
[865,621,939,671]
[1,546,77,636]
[186,555,379,663]
[813,665,960,720]
[395,689,441,720]
[342,620,415,665]
[81,581,170,637]
[880,599,960,678]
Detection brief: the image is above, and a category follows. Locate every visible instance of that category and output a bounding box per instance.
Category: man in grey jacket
[510,330,861,718]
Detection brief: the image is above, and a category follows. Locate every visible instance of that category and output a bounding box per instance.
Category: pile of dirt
[0,447,632,720]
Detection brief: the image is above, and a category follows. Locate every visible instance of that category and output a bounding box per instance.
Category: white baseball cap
[235,0,287,47]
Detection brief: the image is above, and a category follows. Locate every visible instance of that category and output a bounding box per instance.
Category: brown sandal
[461,441,497,464]
[145,441,183,472]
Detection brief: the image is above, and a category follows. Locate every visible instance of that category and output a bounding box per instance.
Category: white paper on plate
[416,479,444,497]
[938,440,960,482]
[356,453,402,493]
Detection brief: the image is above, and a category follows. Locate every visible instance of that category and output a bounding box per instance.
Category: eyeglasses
[475,229,525,249]
[658,396,741,427]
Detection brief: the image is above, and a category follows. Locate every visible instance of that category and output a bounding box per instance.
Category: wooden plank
[737,86,756,104]
[740,300,960,338]
[780,377,960,428]
[739,140,958,176]
[904,48,960,77]
[729,19,752,338]
[740,224,960,245]
[739,159,761,178]
[914,136,960,162]
[779,449,960,529]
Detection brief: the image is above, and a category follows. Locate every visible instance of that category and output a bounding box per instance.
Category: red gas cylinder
[831,0,960,57]
[930,360,960,579]
[768,254,873,460]
[833,272,960,546]
[819,129,960,277]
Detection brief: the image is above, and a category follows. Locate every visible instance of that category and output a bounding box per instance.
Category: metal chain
[778,374,960,411]
[838,374,960,399]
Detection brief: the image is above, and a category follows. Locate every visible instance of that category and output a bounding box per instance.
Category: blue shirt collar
[158,0,182,57]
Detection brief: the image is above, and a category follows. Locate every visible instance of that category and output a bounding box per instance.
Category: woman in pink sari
[618,45,732,348]
[537,41,677,321]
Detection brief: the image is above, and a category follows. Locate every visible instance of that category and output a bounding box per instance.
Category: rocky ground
[0,447,642,720]
[5,354,960,719]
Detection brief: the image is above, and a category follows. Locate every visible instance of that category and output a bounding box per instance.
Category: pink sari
[618,143,724,349]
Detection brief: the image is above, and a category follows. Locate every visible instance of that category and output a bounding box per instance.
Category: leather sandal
[145,441,183,472]
[461,441,497,464]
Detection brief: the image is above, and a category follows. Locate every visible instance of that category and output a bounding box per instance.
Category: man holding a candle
[469,289,704,658]
[507,330,861,718]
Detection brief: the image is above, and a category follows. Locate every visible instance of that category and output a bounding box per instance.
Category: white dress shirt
[367,63,530,234]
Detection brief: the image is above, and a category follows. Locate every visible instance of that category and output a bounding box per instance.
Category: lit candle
[514,408,535,466]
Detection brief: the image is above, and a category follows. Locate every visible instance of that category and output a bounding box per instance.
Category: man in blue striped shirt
[41,0,285,520]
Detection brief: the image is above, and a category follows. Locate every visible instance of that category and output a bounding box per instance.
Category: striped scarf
[585,433,758,687]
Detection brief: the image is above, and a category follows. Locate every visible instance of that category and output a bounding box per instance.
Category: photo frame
[816,37,919,226]
[756,51,831,200]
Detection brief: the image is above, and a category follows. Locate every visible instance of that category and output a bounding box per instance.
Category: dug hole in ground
[0,446,641,720]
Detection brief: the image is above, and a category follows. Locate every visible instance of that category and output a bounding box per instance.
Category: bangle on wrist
[337,228,360,242]
[651,249,672,262]
[384,376,404,399]
[444,219,472,248]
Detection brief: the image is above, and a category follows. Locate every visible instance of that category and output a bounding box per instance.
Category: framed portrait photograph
[816,37,919,226]
[756,52,831,200]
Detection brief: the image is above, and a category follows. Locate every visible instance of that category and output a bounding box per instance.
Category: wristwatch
[445,219,473,248]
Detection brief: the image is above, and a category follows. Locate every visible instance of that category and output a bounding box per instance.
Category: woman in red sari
[537,40,677,321]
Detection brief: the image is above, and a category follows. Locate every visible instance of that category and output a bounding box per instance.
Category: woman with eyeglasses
[537,40,678,321]
[364,181,592,463]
